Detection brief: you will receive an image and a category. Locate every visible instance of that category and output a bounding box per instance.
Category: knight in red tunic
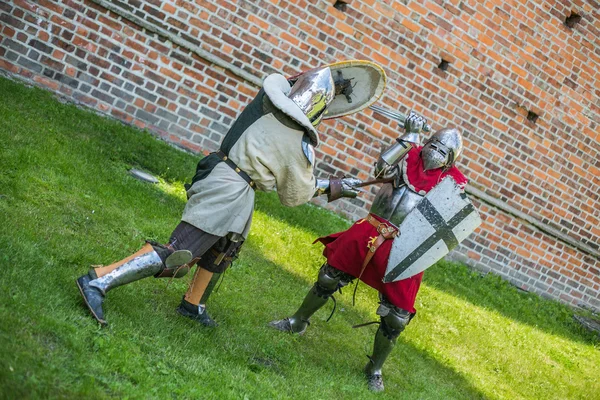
[270,111,467,392]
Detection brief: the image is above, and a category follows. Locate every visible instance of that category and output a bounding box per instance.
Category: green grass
[0,76,598,400]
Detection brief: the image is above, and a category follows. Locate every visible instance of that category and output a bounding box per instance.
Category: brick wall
[1,0,598,311]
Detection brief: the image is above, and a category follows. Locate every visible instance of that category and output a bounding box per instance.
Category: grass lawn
[0,76,598,400]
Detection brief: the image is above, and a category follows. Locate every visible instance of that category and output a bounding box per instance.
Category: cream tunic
[181,113,316,238]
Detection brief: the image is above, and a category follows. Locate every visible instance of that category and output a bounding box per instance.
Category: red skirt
[315,214,423,313]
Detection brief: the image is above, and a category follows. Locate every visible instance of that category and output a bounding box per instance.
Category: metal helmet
[420,127,463,171]
[288,67,335,126]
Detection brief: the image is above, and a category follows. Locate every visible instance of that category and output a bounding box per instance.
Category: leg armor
[177,271,221,327]
[76,242,192,325]
[177,234,244,327]
[152,241,194,278]
[364,294,414,392]
[88,244,192,295]
[269,263,354,334]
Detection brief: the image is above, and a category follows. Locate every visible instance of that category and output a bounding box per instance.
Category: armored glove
[373,111,428,179]
[315,177,362,202]
[403,110,427,134]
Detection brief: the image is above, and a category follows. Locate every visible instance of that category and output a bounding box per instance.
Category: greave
[93,242,155,278]
[184,267,214,305]
[365,325,397,376]
[89,250,164,295]
[287,284,329,333]
[177,270,221,328]
[199,272,221,305]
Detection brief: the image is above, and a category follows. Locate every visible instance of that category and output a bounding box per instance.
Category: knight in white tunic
[75,63,386,327]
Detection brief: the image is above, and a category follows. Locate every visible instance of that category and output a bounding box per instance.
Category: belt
[216,150,255,190]
[365,214,398,240]
[352,214,399,305]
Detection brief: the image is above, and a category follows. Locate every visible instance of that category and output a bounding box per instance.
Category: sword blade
[369,105,406,123]
[369,105,431,132]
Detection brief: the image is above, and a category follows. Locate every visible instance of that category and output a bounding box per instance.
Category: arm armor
[314,177,362,202]
[374,138,413,178]
[314,179,330,197]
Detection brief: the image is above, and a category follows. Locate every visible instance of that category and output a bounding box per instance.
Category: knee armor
[314,263,354,298]
[149,241,191,279]
[376,295,414,340]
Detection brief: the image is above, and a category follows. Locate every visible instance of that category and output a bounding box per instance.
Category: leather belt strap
[211,247,233,265]
[365,214,398,239]
[360,214,398,276]
[216,150,255,190]
[352,214,398,305]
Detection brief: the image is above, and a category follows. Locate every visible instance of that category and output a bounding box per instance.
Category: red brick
[400,18,421,33]
[163,3,176,14]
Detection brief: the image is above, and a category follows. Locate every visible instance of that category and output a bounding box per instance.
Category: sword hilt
[369,105,432,133]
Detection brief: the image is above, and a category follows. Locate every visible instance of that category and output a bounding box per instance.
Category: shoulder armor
[302,134,316,167]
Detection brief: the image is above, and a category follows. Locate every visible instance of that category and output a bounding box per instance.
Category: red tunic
[315,214,423,313]
[315,148,467,313]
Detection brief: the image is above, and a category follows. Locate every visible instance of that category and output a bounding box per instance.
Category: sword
[369,105,432,133]
[353,177,395,188]
[340,175,399,196]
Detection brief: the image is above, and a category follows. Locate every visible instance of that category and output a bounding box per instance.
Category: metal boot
[364,325,396,392]
[76,269,105,324]
[269,284,329,334]
[76,246,192,325]
[270,264,352,334]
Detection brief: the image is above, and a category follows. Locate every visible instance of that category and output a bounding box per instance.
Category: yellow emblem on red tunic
[367,236,378,252]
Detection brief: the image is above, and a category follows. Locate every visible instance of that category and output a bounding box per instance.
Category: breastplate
[369,183,425,227]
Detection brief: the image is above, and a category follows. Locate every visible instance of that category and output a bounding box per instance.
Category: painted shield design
[383,177,482,283]
[321,60,387,120]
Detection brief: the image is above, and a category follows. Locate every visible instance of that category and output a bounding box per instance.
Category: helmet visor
[421,139,450,171]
